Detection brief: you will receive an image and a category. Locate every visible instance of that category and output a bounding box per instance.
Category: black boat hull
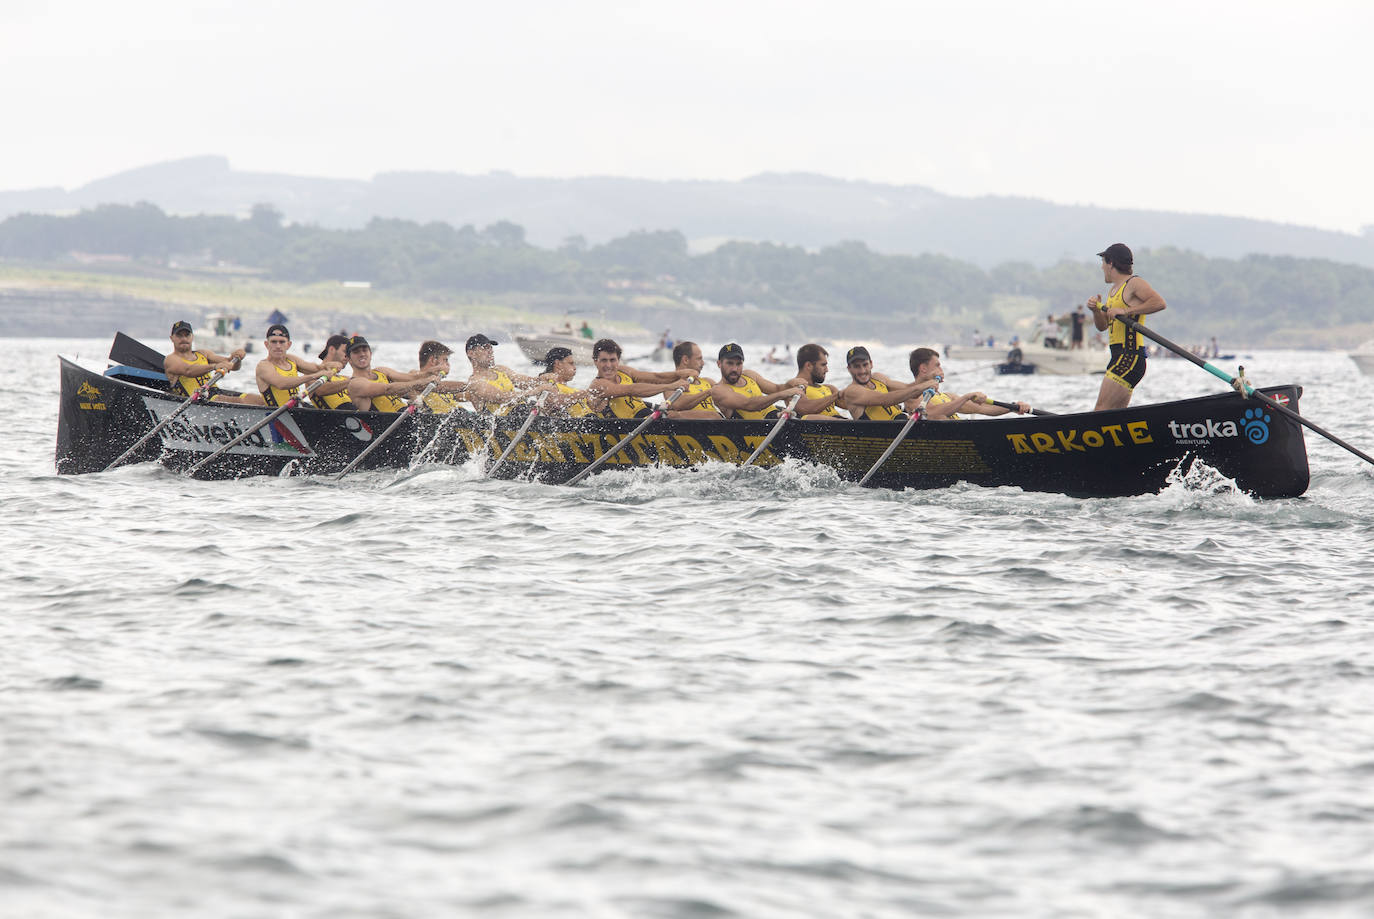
[58,356,1311,497]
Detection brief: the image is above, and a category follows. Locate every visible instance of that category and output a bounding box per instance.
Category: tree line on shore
[3,202,1372,343]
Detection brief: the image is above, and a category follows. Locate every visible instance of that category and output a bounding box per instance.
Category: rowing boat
[55,335,1311,497]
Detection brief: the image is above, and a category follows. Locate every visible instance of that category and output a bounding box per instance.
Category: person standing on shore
[1086,243,1167,411]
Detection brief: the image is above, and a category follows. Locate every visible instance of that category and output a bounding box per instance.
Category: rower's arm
[1122,279,1167,317]
[312,377,351,398]
[666,388,713,411]
[590,379,677,399]
[165,353,233,377]
[201,348,247,366]
[712,383,802,412]
[793,386,839,415]
[494,365,542,387]
[742,369,783,394]
[623,366,686,384]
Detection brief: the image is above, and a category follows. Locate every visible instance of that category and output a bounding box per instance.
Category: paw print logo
[1242,407,1270,445]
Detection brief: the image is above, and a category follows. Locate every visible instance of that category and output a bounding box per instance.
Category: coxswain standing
[255,323,341,407]
[1086,243,1167,411]
[343,335,438,412]
[663,341,723,419]
[709,343,802,419]
[164,320,262,404]
[840,345,938,421]
[586,339,690,418]
[464,333,549,414]
[905,348,1029,419]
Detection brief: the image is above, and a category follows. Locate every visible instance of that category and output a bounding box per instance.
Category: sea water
[3,338,1374,918]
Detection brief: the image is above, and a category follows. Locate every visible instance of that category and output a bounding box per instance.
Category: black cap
[846,345,872,366]
[171,320,192,335]
[346,334,370,354]
[543,346,573,372]
[266,323,290,339]
[318,333,350,359]
[718,342,745,361]
[465,333,498,351]
[1096,243,1133,271]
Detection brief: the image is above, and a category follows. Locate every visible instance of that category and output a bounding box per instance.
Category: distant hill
[5,155,1373,270]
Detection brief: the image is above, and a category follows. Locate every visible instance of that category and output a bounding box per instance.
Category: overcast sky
[4,0,1371,233]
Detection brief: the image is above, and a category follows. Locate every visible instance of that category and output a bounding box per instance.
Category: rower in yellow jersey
[163,320,262,404]
[463,333,549,414]
[905,348,1030,418]
[536,346,599,417]
[785,343,848,420]
[710,343,802,419]
[840,345,939,421]
[663,341,724,419]
[342,335,439,413]
[255,323,342,407]
[586,338,691,418]
[1086,243,1167,411]
[412,340,470,413]
[310,334,356,410]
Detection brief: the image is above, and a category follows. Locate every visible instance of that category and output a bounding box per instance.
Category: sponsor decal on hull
[77,381,106,410]
[143,399,315,456]
[1168,409,1270,446]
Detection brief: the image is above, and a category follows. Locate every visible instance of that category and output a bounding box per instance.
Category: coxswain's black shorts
[1105,345,1147,391]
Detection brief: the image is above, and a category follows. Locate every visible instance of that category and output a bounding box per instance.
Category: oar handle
[985,398,1055,416]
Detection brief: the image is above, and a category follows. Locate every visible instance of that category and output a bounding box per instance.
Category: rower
[163,320,261,404]
[840,345,938,421]
[663,341,723,419]
[786,343,848,420]
[464,333,548,414]
[907,348,1029,418]
[536,346,599,416]
[254,323,342,407]
[311,333,356,410]
[342,335,438,412]
[587,339,686,418]
[414,340,470,413]
[709,343,802,419]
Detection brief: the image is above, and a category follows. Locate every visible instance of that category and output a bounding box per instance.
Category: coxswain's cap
[718,342,745,361]
[346,334,371,354]
[466,333,498,351]
[846,345,872,366]
[171,320,193,335]
[1096,243,1133,271]
[266,323,290,339]
[318,333,350,359]
[543,346,573,372]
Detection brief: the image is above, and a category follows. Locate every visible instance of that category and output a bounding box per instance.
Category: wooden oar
[986,398,1057,417]
[566,384,688,486]
[484,391,549,478]
[743,392,802,466]
[857,388,937,486]
[1112,313,1374,468]
[186,378,327,477]
[334,380,442,482]
[104,362,239,471]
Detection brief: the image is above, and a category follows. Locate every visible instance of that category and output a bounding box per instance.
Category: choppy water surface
[4,337,1374,918]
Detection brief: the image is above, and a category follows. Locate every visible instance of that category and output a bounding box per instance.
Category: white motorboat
[1350,340,1374,375]
[943,339,1105,375]
[513,331,596,365]
[194,312,254,355]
